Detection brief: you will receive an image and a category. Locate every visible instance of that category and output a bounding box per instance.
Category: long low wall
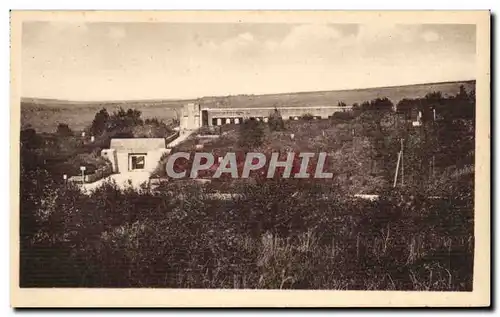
[203,106,350,126]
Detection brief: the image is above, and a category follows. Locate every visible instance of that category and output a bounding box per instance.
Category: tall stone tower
[180,103,201,132]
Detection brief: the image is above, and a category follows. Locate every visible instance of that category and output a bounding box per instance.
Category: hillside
[198,80,475,109]
[21,80,475,133]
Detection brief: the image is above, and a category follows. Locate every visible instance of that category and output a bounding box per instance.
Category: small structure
[412,110,423,127]
[101,138,170,173]
[179,103,202,132]
[80,166,87,183]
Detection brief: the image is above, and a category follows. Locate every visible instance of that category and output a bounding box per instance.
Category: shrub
[90,108,110,136]
[21,128,42,150]
[198,126,222,136]
[238,118,264,149]
[56,123,73,136]
[64,152,111,175]
[106,108,143,132]
[301,113,314,121]
[19,177,473,290]
[132,121,173,138]
[331,111,355,122]
[268,108,285,131]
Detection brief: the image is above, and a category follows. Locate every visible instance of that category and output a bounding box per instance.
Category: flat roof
[109,138,166,151]
[202,106,349,111]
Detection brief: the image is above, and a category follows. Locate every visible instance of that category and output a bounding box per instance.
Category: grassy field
[21,102,181,133]
[21,80,474,133]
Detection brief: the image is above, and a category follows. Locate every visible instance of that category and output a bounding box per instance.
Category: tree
[268,108,285,131]
[369,97,394,113]
[396,98,415,120]
[20,128,42,150]
[239,118,264,149]
[424,91,444,104]
[107,108,143,134]
[451,85,474,120]
[133,118,173,138]
[352,103,362,117]
[458,84,468,99]
[357,98,395,177]
[56,123,73,136]
[90,108,110,136]
[126,109,143,125]
[301,113,314,121]
[360,98,394,131]
[331,111,355,122]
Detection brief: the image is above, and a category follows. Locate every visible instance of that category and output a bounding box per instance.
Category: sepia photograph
[10,11,490,307]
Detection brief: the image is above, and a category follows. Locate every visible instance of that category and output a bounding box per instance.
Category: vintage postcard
[10,11,490,307]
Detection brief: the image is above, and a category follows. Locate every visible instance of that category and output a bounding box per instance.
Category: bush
[198,126,222,136]
[90,108,110,136]
[132,119,173,138]
[56,123,73,136]
[21,128,42,149]
[64,153,111,175]
[238,118,264,149]
[268,108,285,131]
[19,177,473,290]
[331,111,355,122]
[105,108,143,133]
[301,113,314,121]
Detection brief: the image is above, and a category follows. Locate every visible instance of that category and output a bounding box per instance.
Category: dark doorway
[202,110,209,126]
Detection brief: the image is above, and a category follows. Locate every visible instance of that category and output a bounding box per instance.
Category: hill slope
[21,80,475,133]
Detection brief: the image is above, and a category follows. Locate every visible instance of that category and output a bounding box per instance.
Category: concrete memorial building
[179,102,350,131]
[101,138,170,173]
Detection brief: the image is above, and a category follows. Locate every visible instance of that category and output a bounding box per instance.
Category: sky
[21,22,476,101]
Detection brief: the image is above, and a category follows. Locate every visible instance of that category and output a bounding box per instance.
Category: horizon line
[21,78,476,104]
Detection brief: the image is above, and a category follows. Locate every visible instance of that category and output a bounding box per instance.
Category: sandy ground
[166,130,193,147]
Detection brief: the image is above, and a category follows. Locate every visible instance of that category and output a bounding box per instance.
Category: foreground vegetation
[21,177,473,290]
[20,85,475,290]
